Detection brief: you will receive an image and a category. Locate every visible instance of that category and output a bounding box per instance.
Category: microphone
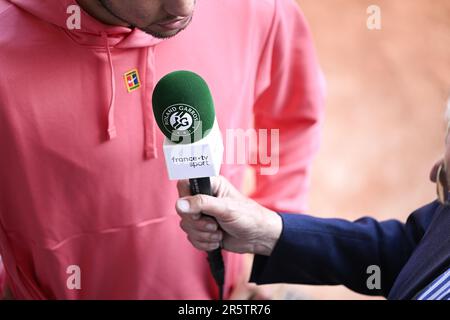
[152,70,225,300]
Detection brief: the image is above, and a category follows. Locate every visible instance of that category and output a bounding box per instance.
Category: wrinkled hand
[175,176,282,256]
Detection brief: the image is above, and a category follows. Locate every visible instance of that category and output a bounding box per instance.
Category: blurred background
[246,0,450,299]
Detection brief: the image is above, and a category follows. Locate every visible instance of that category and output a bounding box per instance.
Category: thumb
[176,195,234,222]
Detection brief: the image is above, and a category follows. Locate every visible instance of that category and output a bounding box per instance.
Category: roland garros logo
[162,104,201,137]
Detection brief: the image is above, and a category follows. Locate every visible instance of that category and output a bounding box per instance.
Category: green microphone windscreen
[152,71,215,144]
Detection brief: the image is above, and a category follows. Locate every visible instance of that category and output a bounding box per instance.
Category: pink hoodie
[0,0,324,299]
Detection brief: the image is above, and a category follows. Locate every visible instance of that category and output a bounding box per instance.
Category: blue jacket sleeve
[250,201,440,297]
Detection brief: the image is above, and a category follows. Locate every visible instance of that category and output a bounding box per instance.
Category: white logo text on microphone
[162,104,200,138]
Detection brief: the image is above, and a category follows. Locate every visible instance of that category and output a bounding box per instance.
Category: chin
[141,16,193,39]
[144,28,183,39]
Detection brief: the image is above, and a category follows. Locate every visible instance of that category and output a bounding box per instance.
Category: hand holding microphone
[175,176,283,257]
[152,71,282,300]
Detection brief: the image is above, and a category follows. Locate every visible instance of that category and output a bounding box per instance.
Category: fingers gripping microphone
[152,71,225,300]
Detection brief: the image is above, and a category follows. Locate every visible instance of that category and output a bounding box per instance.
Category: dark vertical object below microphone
[190,177,225,300]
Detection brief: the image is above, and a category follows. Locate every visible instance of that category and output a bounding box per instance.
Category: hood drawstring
[143,47,158,159]
[102,32,117,140]
[100,32,157,159]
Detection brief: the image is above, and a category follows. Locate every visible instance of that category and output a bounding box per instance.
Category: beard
[98,0,193,39]
[140,15,193,39]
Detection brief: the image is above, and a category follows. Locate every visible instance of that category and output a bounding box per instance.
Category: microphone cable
[189,177,225,300]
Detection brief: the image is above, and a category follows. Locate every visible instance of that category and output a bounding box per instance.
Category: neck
[76,0,130,27]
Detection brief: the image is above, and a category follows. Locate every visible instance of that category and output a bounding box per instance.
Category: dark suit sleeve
[250,201,440,297]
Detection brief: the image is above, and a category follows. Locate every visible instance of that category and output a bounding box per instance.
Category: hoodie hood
[9,0,165,159]
[9,0,164,48]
